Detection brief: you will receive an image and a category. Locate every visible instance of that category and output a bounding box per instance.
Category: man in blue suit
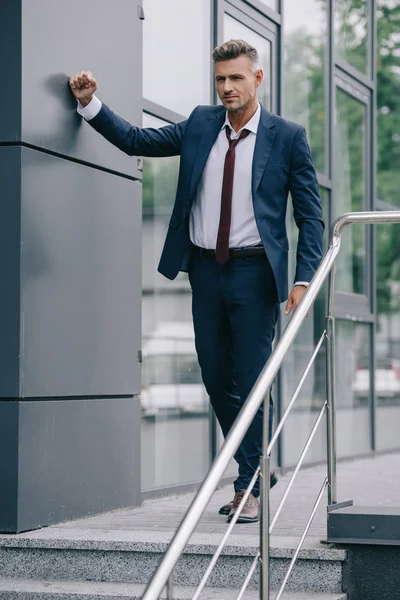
[69,39,324,523]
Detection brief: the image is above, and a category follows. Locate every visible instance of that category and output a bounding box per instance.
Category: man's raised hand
[69,71,97,107]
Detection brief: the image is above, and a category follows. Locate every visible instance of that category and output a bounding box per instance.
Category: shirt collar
[222,102,261,136]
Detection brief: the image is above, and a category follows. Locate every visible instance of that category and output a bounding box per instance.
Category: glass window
[283,0,328,174]
[335,0,369,75]
[334,87,367,295]
[141,114,210,491]
[336,321,371,457]
[224,14,272,111]
[375,2,400,449]
[375,224,400,451]
[282,189,329,467]
[376,0,400,208]
[143,0,211,117]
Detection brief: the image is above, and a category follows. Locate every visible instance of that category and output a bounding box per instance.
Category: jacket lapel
[252,106,276,195]
[189,109,226,199]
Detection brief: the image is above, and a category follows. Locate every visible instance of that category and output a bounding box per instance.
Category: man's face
[214,55,263,112]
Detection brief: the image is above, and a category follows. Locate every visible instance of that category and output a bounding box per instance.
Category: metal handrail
[142,211,400,600]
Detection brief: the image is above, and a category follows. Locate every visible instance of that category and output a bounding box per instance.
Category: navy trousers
[189,250,280,497]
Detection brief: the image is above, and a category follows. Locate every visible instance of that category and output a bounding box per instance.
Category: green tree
[142,156,180,217]
[284,23,327,173]
[285,0,400,313]
[376,1,400,208]
[335,0,369,73]
[375,1,400,316]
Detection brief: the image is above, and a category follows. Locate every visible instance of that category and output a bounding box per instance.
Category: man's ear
[255,69,264,88]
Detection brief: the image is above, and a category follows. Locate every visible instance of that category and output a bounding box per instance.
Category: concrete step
[0,532,346,594]
[0,578,348,600]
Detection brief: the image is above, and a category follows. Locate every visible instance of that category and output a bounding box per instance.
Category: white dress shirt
[77,97,308,287]
[189,104,261,250]
[77,95,102,119]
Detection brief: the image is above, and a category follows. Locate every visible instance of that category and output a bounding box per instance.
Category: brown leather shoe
[218,471,278,515]
[227,490,259,523]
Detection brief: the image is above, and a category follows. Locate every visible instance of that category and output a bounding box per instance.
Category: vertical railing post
[326,266,337,506]
[259,389,271,599]
[166,575,173,600]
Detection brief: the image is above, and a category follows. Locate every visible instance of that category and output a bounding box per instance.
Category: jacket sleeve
[88,103,199,157]
[289,126,325,284]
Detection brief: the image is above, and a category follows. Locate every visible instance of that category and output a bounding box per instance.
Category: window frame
[333,73,374,319]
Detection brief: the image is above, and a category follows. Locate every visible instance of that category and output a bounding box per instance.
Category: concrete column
[0,0,143,533]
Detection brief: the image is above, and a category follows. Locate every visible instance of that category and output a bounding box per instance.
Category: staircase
[0,582,347,600]
[0,527,347,599]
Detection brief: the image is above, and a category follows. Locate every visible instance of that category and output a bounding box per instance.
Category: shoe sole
[227,515,259,524]
[219,473,279,516]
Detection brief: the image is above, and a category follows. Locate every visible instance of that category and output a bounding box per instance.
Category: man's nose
[223,81,234,94]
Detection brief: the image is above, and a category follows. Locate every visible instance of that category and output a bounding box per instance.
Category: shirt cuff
[294,281,309,287]
[77,95,102,120]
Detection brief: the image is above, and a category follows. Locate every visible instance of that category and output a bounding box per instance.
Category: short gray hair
[212,39,260,70]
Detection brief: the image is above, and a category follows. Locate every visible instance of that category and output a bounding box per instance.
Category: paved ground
[49,452,400,542]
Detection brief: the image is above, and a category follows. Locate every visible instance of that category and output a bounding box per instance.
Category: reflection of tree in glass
[335,0,369,74]
[285,1,398,296]
[142,155,180,216]
[283,4,329,411]
[376,1,400,209]
[376,225,400,318]
[335,88,366,294]
[284,18,327,174]
[376,1,400,320]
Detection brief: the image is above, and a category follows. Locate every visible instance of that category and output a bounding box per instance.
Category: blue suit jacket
[88,103,324,302]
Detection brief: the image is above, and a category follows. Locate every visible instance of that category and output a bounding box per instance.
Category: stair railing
[142,210,400,600]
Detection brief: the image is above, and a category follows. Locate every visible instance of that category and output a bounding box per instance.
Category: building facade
[0,0,399,533]
[141,0,400,495]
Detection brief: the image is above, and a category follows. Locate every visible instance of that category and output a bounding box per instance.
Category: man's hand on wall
[69,71,98,107]
[284,285,309,316]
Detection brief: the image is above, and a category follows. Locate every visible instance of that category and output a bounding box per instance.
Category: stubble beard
[226,96,253,115]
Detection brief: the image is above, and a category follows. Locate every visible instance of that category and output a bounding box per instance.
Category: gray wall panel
[0,0,144,532]
[0,403,19,532]
[1,0,143,180]
[20,147,142,398]
[0,148,22,397]
[17,398,141,532]
[0,1,22,142]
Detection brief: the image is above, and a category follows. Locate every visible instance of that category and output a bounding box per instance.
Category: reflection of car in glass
[141,321,208,417]
[352,358,400,399]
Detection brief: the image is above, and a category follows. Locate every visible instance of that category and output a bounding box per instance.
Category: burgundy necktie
[215,126,250,265]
